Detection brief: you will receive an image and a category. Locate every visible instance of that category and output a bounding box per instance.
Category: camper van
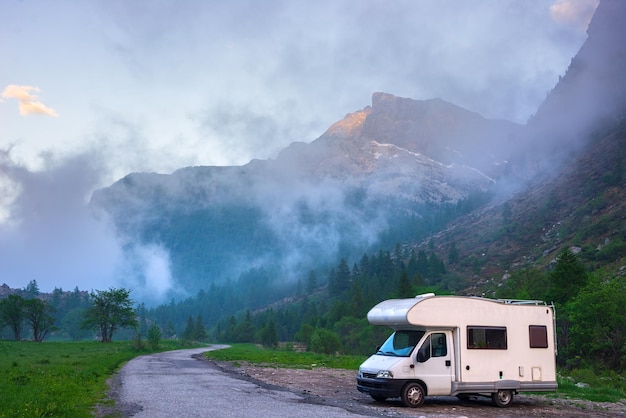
[356,293,557,408]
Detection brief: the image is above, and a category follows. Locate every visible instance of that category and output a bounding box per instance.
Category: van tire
[492,389,514,407]
[401,382,425,407]
[370,394,387,402]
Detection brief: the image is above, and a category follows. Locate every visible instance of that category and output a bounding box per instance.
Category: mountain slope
[91,95,518,295]
[423,0,626,292]
[509,0,626,181]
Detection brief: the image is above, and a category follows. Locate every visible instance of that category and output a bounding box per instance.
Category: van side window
[529,325,549,348]
[417,333,447,362]
[431,333,447,357]
[467,326,507,349]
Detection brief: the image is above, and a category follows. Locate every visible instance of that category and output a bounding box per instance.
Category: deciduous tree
[82,288,137,342]
[24,298,55,342]
[568,273,626,371]
[0,294,25,340]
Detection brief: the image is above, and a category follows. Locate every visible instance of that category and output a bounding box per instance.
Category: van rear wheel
[492,389,514,407]
[401,382,425,408]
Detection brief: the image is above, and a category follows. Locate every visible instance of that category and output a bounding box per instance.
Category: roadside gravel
[215,361,626,417]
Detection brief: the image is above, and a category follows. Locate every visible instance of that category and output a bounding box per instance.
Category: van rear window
[529,325,549,348]
[467,326,507,349]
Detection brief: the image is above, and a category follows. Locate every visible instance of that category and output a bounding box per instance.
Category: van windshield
[377,330,425,357]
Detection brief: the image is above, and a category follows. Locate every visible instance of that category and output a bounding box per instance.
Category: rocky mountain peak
[318,92,520,178]
[324,107,371,138]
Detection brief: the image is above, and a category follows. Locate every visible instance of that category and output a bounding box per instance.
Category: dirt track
[216,361,626,417]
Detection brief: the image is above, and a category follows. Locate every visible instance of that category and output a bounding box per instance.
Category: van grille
[362,372,378,379]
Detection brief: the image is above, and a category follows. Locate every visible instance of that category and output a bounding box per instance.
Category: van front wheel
[492,389,514,407]
[401,382,425,408]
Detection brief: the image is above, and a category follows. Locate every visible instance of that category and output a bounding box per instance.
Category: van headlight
[376,370,393,378]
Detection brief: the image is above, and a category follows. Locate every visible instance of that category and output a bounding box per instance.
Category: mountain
[91,0,625,302]
[91,94,519,295]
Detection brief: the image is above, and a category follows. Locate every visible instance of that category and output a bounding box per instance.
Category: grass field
[0,340,202,417]
[204,343,367,370]
[205,344,626,404]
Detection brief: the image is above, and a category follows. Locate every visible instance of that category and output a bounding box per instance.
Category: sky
[0,0,599,296]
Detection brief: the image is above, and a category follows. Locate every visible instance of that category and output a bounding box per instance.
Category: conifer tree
[305,270,318,293]
[448,241,459,264]
[259,319,278,347]
[416,250,429,277]
[549,248,588,304]
[182,316,195,341]
[396,271,413,298]
[194,315,207,341]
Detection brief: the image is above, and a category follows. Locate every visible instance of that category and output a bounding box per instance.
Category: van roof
[367,294,551,327]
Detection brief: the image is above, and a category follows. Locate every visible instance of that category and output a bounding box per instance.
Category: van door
[415,331,454,395]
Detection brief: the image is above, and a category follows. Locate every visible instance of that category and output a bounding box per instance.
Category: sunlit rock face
[271,92,519,202]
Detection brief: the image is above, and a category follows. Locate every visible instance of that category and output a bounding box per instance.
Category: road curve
[112,345,364,417]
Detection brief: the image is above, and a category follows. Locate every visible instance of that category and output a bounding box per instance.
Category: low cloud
[119,243,177,304]
[1,84,59,117]
[0,149,175,304]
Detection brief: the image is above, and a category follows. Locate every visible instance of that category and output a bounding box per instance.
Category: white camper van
[356,293,557,408]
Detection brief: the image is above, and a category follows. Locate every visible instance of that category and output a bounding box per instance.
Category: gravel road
[103,346,370,417]
[101,346,625,417]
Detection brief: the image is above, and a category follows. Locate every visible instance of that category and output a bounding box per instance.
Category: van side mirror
[417,348,428,363]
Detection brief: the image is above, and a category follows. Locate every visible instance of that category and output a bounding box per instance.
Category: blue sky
[0,0,598,294]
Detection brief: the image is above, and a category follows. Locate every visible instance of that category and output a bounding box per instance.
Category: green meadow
[204,342,366,370]
[0,340,201,417]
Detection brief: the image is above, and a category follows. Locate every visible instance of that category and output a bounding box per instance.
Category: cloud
[1,84,59,117]
[550,0,599,30]
[0,149,120,292]
[0,147,179,302]
[119,243,177,305]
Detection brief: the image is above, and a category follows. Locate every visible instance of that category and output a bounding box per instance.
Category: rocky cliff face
[271,92,519,201]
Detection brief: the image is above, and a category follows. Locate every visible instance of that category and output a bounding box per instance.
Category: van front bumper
[356,376,408,399]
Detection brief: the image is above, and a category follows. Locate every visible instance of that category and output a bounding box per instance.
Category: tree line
[494,248,626,372]
[147,244,625,373]
[144,244,450,356]
[0,294,55,341]
[3,244,623,375]
[0,284,142,344]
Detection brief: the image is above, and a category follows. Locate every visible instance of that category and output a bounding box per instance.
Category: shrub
[148,324,162,350]
[309,328,341,354]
